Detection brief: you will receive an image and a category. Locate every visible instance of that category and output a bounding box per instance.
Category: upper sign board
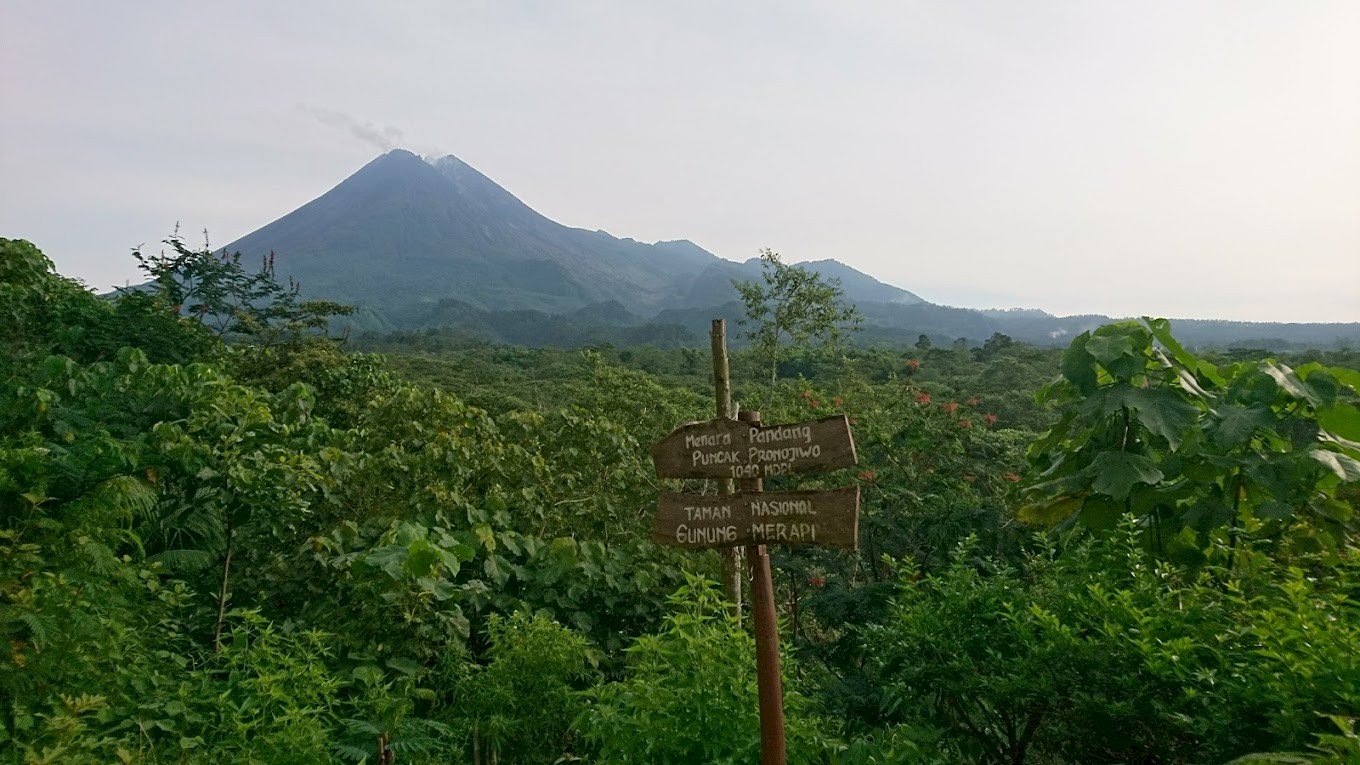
[650,415,857,480]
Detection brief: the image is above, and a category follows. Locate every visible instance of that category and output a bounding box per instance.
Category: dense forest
[3,236,1359,764]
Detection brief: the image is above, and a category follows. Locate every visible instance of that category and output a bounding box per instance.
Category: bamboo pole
[711,319,743,615]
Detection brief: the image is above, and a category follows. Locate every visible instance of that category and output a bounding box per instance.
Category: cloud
[299,104,404,151]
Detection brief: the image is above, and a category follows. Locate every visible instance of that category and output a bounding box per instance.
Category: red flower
[857,469,877,482]
[943,401,959,414]
[959,418,972,429]
[983,413,998,426]
[807,575,826,588]
[966,396,981,406]
[833,396,844,407]
[1004,472,1021,483]
[915,391,932,405]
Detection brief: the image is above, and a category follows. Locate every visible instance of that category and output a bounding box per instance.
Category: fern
[147,548,216,572]
[330,742,372,762]
[16,610,56,646]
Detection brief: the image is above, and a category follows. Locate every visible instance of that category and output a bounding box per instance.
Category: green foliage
[863,523,1360,763]
[0,237,213,369]
[130,228,353,343]
[6,237,1360,764]
[1024,318,1360,555]
[441,612,596,763]
[734,249,862,388]
[1,240,691,761]
[581,575,829,764]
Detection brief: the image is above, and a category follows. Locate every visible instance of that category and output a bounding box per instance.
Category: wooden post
[378,732,394,765]
[739,409,787,765]
[711,319,743,615]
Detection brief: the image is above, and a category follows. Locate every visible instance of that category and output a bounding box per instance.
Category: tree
[975,332,1015,361]
[129,227,353,347]
[1021,319,1360,557]
[733,249,860,388]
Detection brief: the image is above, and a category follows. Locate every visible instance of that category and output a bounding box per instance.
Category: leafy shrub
[863,523,1360,764]
[1024,318,1360,554]
[440,612,596,764]
[580,575,830,764]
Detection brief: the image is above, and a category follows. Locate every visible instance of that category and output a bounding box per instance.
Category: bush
[863,523,1360,764]
[440,612,596,764]
[580,575,830,764]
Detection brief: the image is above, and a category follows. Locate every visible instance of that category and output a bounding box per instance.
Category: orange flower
[1004,472,1021,483]
[906,359,921,371]
[833,396,844,407]
[857,469,877,482]
[915,391,932,405]
[959,418,972,429]
[943,401,959,414]
[983,413,998,426]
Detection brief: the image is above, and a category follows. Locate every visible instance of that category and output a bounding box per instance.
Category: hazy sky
[3,1,1357,321]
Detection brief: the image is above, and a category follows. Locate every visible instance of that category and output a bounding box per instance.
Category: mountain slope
[674,256,922,309]
[224,150,920,322]
[219,149,1359,349]
[225,150,721,316]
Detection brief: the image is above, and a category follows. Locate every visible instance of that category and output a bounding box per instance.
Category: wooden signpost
[648,320,861,765]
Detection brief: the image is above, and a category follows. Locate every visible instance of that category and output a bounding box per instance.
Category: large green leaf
[1295,365,1339,407]
[1318,430,1360,455]
[1128,387,1199,449]
[364,544,407,579]
[1087,325,1148,380]
[1061,332,1097,393]
[1016,494,1084,526]
[1087,451,1164,499]
[1327,366,1360,393]
[1310,449,1360,482]
[1211,403,1275,449]
[404,538,441,578]
[1317,403,1360,441]
[1144,317,1223,386]
[1262,363,1320,406]
[1085,334,1135,366]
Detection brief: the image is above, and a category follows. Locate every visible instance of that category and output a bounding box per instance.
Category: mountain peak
[424,153,528,211]
[369,148,424,167]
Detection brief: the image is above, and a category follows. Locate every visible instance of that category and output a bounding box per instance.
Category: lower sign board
[652,486,860,550]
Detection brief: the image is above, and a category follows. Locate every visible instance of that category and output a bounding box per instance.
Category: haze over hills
[223,149,1360,349]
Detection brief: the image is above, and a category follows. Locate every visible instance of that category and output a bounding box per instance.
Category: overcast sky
[2,1,1357,321]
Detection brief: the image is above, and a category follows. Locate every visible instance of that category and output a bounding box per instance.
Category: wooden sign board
[652,486,860,550]
[650,415,857,480]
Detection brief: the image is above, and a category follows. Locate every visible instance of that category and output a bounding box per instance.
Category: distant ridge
[221,150,1360,349]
